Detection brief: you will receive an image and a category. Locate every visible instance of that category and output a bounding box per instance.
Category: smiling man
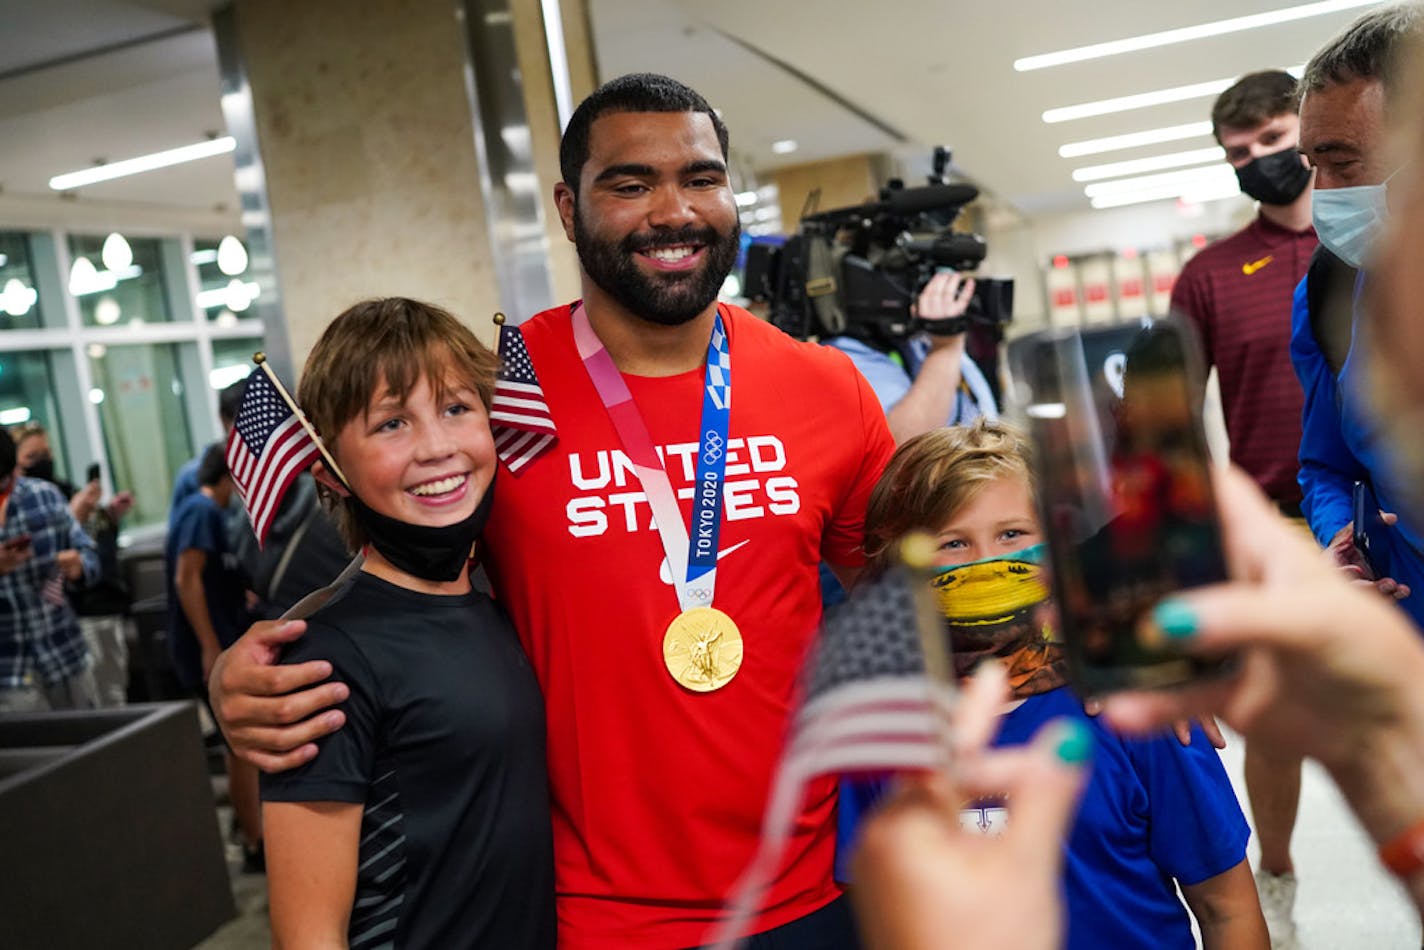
[211,74,894,949]
[1167,68,1318,950]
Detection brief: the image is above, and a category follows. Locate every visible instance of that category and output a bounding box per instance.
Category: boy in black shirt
[259,298,554,949]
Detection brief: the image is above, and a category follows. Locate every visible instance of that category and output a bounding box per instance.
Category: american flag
[491,321,556,473]
[226,364,322,546]
[708,565,951,949]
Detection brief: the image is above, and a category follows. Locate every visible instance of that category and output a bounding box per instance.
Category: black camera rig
[745,148,1013,351]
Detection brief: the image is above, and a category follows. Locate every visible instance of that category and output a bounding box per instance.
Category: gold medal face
[663,607,743,692]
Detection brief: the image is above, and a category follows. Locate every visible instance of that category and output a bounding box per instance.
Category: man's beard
[573,209,740,326]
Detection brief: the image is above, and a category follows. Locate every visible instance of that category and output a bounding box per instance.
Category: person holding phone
[0,429,101,712]
[843,421,1267,950]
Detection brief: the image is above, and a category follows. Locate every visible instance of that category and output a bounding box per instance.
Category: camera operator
[825,270,998,443]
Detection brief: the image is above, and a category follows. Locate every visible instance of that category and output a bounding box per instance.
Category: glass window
[192,236,259,324]
[211,337,264,392]
[67,234,174,328]
[87,342,196,528]
[0,232,46,330]
[0,350,68,478]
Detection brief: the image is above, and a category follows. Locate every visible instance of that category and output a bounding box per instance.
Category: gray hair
[1300,3,1424,102]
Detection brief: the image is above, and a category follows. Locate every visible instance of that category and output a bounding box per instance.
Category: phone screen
[86,462,101,484]
[1353,480,1393,580]
[1007,318,1234,696]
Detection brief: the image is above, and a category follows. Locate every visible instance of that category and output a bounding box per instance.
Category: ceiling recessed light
[1044,67,1303,123]
[771,139,798,155]
[1072,146,1226,182]
[1015,0,1383,71]
[49,137,237,191]
[1059,122,1214,158]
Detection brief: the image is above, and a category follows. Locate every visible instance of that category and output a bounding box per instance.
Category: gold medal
[663,606,743,692]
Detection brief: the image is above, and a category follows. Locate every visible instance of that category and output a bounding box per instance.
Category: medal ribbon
[570,303,731,612]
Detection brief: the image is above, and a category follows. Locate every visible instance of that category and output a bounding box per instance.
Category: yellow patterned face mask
[929,543,1066,698]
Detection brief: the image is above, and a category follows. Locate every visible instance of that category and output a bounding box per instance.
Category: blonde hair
[864,419,1034,575]
[297,297,500,547]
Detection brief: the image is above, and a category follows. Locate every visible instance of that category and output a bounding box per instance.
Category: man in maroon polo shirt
[1169,69,1316,950]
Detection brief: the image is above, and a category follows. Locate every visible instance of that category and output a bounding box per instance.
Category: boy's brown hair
[1211,70,1299,142]
[863,419,1034,576]
[297,297,500,547]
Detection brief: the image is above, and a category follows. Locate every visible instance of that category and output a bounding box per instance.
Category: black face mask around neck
[1235,147,1312,206]
[350,475,496,583]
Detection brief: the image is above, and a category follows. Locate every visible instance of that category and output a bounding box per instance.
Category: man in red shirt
[210,74,893,948]
[1169,69,1316,950]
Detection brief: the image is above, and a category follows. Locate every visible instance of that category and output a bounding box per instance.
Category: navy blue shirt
[165,490,246,691]
[839,686,1248,949]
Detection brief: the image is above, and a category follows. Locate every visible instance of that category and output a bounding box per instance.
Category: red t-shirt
[482,303,896,948]
[1170,214,1316,504]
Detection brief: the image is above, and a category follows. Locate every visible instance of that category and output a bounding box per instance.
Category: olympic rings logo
[702,430,724,465]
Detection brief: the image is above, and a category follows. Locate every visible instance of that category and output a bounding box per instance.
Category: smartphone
[1353,480,1393,580]
[1007,317,1234,696]
[86,462,101,484]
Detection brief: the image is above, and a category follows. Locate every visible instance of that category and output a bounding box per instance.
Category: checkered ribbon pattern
[705,320,730,412]
[707,566,951,948]
[226,364,322,546]
[491,321,557,474]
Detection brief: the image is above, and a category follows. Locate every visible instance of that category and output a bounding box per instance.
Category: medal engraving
[663,607,743,692]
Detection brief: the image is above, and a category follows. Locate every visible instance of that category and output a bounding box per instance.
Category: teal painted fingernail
[1054,721,1093,765]
[1152,599,1199,640]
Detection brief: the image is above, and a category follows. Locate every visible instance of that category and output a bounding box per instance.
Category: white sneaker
[1255,869,1300,950]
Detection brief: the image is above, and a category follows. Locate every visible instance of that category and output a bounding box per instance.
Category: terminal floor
[193,728,1421,949]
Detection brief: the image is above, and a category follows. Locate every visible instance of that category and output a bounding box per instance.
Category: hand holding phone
[1008,318,1234,696]
[1352,481,1393,582]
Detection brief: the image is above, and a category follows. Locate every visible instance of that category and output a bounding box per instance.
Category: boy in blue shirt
[840,421,1268,949]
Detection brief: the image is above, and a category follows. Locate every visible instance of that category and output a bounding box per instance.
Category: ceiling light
[0,279,36,318]
[217,235,249,276]
[1090,179,1242,209]
[1016,0,1383,71]
[101,233,133,271]
[189,249,219,265]
[735,191,759,207]
[94,296,122,326]
[209,363,252,390]
[1084,164,1236,198]
[89,388,105,405]
[1046,66,1305,123]
[69,257,101,295]
[49,136,237,191]
[1060,122,1214,158]
[1073,147,1226,182]
[771,139,798,155]
[0,407,31,426]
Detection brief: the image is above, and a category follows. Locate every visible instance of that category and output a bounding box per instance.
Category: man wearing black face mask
[1168,68,1316,950]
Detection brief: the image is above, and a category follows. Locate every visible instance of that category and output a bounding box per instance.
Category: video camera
[745,147,1013,349]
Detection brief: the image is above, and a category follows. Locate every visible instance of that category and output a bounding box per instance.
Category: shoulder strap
[1306,245,1358,377]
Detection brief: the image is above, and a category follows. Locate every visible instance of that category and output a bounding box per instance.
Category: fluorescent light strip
[1044,66,1304,123]
[1015,0,1383,71]
[1084,164,1236,199]
[1060,122,1214,158]
[1090,179,1241,209]
[49,137,237,191]
[1073,146,1226,182]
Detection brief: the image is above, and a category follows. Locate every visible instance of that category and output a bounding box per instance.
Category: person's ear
[554,182,577,243]
[312,460,350,497]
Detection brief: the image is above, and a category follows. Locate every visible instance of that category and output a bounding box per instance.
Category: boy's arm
[265,800,361,950]
[175,548,223,682]
[1180,858,1270,950]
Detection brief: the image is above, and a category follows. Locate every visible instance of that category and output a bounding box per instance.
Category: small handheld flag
[490,312,557,473]
[225,355,332,546]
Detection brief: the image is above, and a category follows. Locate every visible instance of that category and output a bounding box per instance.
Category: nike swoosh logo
[1242,255,1273,275]
[659,540,750,585]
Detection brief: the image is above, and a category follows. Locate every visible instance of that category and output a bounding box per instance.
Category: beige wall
[234,0,504,367]
[766,154,881,224]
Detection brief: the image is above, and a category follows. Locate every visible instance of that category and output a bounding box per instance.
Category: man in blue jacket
[1292,4,1424,632]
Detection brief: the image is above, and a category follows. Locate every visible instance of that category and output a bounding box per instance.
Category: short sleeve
[259,620,382,804]
[173,503,221,558]
[820,357,896,569]
[1129,729,1249,886]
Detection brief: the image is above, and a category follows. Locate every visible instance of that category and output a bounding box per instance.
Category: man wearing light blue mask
[1292,4,1424,631]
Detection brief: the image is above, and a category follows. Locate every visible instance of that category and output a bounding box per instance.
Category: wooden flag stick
[252,352,348,487]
